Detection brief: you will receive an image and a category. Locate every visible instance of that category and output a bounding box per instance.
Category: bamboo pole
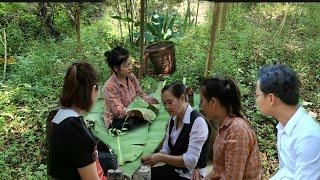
[221,3,229,31]
[125,0,132,42]
[1,29,7,82]
[116,0,123,39]
[204,3,222,78]
[139,0,145,79]
[195,0,200,28]
[75,3,81,52]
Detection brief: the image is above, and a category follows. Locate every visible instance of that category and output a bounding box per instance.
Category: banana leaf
[86,98,104,122]
[85,81,201,176]
[126,96,158,121]
[126,108,156,121]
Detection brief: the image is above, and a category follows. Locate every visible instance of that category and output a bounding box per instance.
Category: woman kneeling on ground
[141,82,211,180]
[47,62,106,180]
[197,76,262,180]
[103,46,159,130]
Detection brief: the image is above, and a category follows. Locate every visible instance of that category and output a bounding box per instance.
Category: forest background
[0,1,319,179]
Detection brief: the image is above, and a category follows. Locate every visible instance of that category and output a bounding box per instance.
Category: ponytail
[201,76,242,118]
[225,78,242,117]
[60,61,99,112]
[104,46,129,72]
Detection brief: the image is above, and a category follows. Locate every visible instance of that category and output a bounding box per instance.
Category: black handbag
[96,140,118,174]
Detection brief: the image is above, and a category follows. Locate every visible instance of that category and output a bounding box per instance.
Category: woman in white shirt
[141,82,211,180]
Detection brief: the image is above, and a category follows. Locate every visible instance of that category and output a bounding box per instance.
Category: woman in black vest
[142,82,211,180]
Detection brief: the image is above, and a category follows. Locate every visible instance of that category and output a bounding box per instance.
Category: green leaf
[111,15,135,23]
[144,31,155,43]
[164,29,172,40]
[167,15,176,30]
[145,22,158,37]
[127,97,149,109]
[86,98,104,122]
[162,13,169,34]
[85,82,176,176]
[126,108,157,121]
[111,15,123,20]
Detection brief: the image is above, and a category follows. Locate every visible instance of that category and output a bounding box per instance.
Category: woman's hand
[192,169,202,180]
[141,153,163,167]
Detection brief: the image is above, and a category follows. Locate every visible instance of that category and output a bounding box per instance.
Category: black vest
[168,110,212,172]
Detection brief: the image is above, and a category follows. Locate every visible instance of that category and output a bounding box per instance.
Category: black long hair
[104,46,129,72]
[201,76,242,118]
[162,82,187,101]
[60,61,99,112]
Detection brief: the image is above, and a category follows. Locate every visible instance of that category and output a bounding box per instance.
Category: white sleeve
[295,135,320,180]
[159,121,171,155]
[182,117,209,172]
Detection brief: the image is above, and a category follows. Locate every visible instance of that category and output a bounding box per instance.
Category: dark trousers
[151,165,189,180]
[109,116,147,131]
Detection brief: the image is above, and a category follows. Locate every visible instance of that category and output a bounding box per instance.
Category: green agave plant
[133,13,183,44]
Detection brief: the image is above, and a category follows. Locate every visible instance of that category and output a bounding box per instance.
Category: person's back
[48,109,95,179]
[47,62,104,180]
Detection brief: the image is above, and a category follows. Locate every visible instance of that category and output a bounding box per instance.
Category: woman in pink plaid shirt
[103,46,159,130]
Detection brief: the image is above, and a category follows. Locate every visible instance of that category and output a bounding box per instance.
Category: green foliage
[0,2,319,179]
[134,12,183,44]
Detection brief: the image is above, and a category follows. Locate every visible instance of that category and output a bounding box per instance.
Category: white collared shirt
[52,108,80,124]
[271,106,320,180]
[160,105,209,179]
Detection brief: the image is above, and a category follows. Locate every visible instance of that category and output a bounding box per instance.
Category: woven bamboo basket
[146,41,176,75]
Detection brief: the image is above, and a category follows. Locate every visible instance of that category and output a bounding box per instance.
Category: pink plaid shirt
[103,73,155,126]
[210,116,262,180]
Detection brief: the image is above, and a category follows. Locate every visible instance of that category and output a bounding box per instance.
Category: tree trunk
[1,29,7,82]
[74,3,81,52]
[38,2,60,40]
[183,0,191,32]
[204,3,222,78]
[39,2,49,43]
[221,3,229,31]
[139,0,145,79]
[195,1,200,28]
[125,0,132,42]
[116,0,123,39]
[130,0,134,42]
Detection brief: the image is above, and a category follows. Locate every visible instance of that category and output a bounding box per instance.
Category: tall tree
[1,29,7,82]
[139,0,145,78]
[195,0,200,28]
[115,0,123,39]
[74,3,81,52]
[38,2,60,41]
[130,0,134,42]
[125,0,132,42]
[204,3,222,78]
[220,3,229,31]
[66,3,82,52]
[183,0,191,32]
